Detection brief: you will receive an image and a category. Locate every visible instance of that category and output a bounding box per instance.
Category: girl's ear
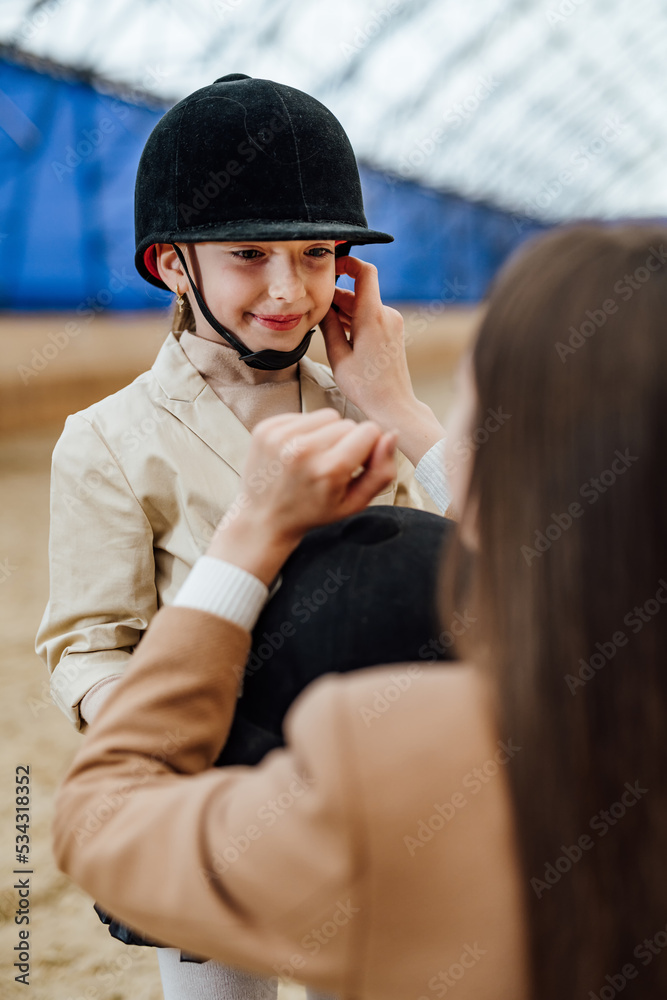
[154,243,186,293]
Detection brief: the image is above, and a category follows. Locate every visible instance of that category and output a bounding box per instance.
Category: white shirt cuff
[414,437,451,515]
[173,555,270,631]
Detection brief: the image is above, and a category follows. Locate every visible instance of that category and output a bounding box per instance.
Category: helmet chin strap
[171,244,315,371]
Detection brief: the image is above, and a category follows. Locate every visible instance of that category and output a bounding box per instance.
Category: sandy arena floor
[0,425,324,1000]
[0,318,467,1000]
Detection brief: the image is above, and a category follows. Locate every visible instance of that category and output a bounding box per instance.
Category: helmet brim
[136,222,394,291]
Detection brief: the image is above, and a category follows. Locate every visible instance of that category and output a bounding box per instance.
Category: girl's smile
[249,313,305,331]
[156,240,337,351]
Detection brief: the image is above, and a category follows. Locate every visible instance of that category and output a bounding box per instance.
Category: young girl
[37,74,437,1000]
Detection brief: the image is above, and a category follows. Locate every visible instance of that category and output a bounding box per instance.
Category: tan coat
[53,606,528,1000]
[36,332,429,728]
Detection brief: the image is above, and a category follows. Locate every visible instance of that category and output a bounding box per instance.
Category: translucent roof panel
[2,0,666,222]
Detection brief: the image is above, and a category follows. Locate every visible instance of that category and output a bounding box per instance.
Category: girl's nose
[267,260,307,301]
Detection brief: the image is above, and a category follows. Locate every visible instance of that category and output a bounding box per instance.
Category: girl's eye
[230,247,333,261]
[231,249,264,260]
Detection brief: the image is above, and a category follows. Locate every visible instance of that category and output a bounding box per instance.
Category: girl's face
[157,240,337,351]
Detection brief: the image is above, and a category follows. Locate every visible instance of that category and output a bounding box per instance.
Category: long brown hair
[445,223,667,999]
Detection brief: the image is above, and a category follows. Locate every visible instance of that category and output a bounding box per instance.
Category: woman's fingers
[270,415,388,494]
[335,256,383,317]
[339,431,398,513]
[251,411,381,484]
[332,287,356,312]
[331,289,354,330]
[254,407,340,441]
[245,408,396,526]
[283,418,358,460]
[317,419,385,479]
[320,306,352,364]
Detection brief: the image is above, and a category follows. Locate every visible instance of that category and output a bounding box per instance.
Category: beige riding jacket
[36,331,428,728]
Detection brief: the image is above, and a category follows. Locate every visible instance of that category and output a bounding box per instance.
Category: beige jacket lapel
[151,332,252,477]
[298,355,349,417]
[151,334,347,477]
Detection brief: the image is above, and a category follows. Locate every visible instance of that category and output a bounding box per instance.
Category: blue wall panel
[0,56,548,310]
[357,167,547,303]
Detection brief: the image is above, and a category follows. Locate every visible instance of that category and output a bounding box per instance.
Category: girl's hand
[320,257,444,466]
[206,408,398,584]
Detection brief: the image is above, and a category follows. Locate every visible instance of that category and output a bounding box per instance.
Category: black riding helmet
[134,73,394,369]
[94,506,457,955]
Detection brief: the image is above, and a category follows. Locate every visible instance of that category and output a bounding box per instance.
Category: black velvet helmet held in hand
[95,507,456,959]
[218,506,456,766]
[134,73,394,370]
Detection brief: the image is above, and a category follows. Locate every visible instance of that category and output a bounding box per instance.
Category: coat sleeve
[35,413,157,730]
[52,606,362,997]
[393,447,435,512]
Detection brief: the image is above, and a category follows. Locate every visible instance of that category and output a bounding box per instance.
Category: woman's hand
[206,408,398,584]
[321,256,414,416]
[320,257,445,466]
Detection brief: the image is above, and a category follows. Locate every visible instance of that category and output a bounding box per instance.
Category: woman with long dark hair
[53,223,667,1000]
[443,222,667,1000]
